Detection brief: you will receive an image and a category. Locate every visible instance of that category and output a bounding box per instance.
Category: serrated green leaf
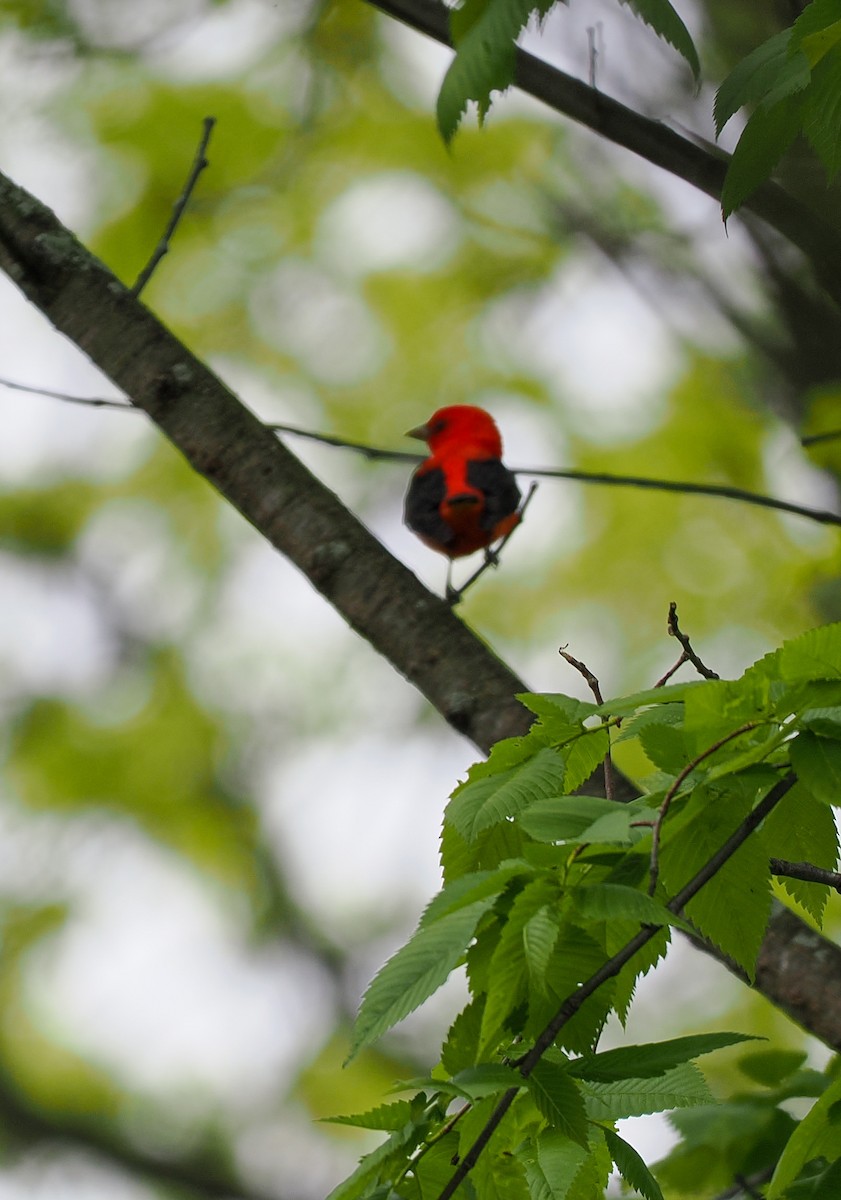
[765,780,838,924]
[447,746,567,841]
[571,883,685,930]
[480,877,559,1051]
[452,1063,523,1098]
[604,1128,664,1200]
[790,731,841,805]
[800,705,841,736]
[597,681,701,717]
[778,623,841,682]
[519,795,624,843]
[527,1062,588,1145]
[523,905,563,996]
[622,0,700,79]
[563,727,611,794]
[767,1069,841,1198]
[325,1120,425,1200]
[521,1129,590,1200]
[801,45,841,175]
[659,785,773,978]
[721,93,803,218]
[583,1061,712,1120]
[441,997,484,1075]
[413,1130,461,1200]
[350,897,497,1058]
[714,30,809,132]
[518,692,599,728]
[324,1099,415,1131]
[437,0,558,142]
[792,0,841,63]
[570,1032,758,1082]
[422,863,532,925]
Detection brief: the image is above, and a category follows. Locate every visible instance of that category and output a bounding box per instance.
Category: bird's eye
[431,418,447,434]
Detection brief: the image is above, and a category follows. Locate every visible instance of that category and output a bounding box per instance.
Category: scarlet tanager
[404,405,521,596]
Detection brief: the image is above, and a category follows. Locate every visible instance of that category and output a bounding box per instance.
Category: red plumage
[404,405,521,559]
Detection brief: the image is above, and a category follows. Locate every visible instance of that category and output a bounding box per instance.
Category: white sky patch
[0,556,114,698]
[32,820,331,1101]
[316,171,462,276]
[250,259,392,386]
[150,0,295,79]
[263,731,472,938]
[479,260,680,441]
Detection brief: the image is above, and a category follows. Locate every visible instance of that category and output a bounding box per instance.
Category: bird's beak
[405,422,430,442]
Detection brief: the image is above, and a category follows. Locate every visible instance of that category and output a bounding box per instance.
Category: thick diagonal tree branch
[367,0,841,308]
[0,168,840,1197]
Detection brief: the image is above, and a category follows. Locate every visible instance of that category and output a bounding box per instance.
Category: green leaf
[519,795,627,843]
[721,93,803,218]
[621,0,700,80]
[523,905,563,996]
[441,998,484,1074]
[350,896,497,1057]
[764,781,838,924]
[325,1119,426,1200]
[767,1069,841,1198]
[571,883,684,931]
[778,623,841,682]
[737,1048,808,1087]
[437,0,557,142]
[792,0,841,65]
[801,45,841,175]
[447,746,567,841]
[604,1128,664,1200]
[422,863,532,925]
[659,785,772,978]
[480,877,559,1051]
[452,1063,523,1099]
[582,1061,712,1120]
[714,30,809,133]
[323,1100,414,1131]
[569,1032,758,1082]
[520,1129,590,1200]
[518,692,599,729]
[563,727,611,794]
[527,1062,589,1146]
[790,731,841,805]
[413,1130,462,1200]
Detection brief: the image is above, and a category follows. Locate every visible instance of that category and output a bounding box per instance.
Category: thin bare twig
[558,647,616,801]
[667,602,720,680]
[4,392,840,533]
[446,482,538,605]
[131,115,216,297]
[771,858,841,892]
[436,774,797,1200]
[0,376,133,410]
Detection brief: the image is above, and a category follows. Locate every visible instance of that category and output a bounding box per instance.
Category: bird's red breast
[404,405,521,559]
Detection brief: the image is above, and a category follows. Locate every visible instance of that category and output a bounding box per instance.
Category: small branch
[131,116,216,297]
[519,465,841,528]
[3,389,840,533]
[446,482,538,605]
[269,421,423,464]
[715,1170,774,1200]
[771,857,841,892]
[436,774,797,1200]
[668,601,720,680]
[648,721,762,896]
[559,647,616,802]
[0,375,133,410]
[802,429,841,447]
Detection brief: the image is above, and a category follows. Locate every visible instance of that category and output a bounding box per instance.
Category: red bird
[404,405,521,599]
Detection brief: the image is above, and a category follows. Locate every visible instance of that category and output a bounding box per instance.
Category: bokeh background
[0,0,839,1197]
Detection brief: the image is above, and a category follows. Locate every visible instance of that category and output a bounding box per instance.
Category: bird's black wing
[404,466,455,549]
[467,458,521,533]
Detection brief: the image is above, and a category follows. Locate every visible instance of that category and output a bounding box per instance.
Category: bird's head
[406,405,504,458]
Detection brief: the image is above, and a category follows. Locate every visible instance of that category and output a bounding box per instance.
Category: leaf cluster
[437,0,699,141]
[331,625,841,1198]
[716,0,841,216]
